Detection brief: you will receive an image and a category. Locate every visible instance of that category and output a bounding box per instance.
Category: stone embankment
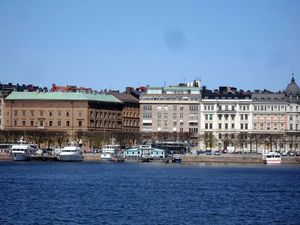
[0,153,11,161]
[182,154,300,164]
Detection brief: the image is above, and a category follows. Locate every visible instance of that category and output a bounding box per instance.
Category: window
[205,123,208,129]
[245,124,248,130]
[14,111,18,116]
[157,113,161,119]
[30,111,34,117]
[143,105,152,111]
[231,124,235,129]
[164,113,168,119]
[143,113,152,118]
[22,111,26,117]
[66,121,70,127]
[240,124,244,129]
[225,123,228,129]
[30,121,34,126]
[49,121,53,127]
[180,113,183,119]
[22,120,26,126]
[209,123,213,129]
[164,121,168,126]
[39,121,44,127]
[58,111,62,117]
[78,121,82,127]
[219,123,222,129]
[78,112,83,117]
[40,111,44,117]
[254,123,257,130]
[66,112,70,117]
[189,105,198,111]
[14,120,17,126]
[49,111,53,117]
[58,120,61,126]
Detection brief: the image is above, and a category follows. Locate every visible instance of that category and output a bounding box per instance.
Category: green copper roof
[6,91,122,103]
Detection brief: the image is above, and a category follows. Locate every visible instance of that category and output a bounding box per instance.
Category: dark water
[0,162,300,225]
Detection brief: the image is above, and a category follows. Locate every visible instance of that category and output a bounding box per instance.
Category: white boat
[100,144,121,161]
[58,146,83,162]
[262,152,281,164]
[11,143,37,161]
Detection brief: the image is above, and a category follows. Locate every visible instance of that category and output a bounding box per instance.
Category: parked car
[288,151,295,156]
[281,151,288,156]
[296,151,300,156]
[214,150,221,155]
[206,150,212,155]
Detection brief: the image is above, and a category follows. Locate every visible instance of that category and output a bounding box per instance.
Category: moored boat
[100,139,121,161]
[172,154,182,163]
[11,138,38,161]
[262,152,281,164]
[58,146,83,162]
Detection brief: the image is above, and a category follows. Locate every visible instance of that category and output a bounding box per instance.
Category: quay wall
[182,154,300,164]
[83,153,100,161]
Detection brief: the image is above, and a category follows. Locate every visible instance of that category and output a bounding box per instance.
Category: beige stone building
[0,94,4,130]
[139,81,201,146]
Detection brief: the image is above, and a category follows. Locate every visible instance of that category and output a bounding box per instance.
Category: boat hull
[100,153,114,161]
[12,153,29,161]
[59,154,83,162]
[263,159,281,164]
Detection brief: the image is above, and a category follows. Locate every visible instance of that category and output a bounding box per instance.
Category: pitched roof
[110,92,139,103]
[5,91,122,103]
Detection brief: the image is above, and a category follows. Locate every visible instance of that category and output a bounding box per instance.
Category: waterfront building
[110,91,140,133]
[139,80,201,146]
[4,91,123,137]
[0,94,4,130]
[200,86,252,151]
[0,82,47,131]
[285,76,300,151]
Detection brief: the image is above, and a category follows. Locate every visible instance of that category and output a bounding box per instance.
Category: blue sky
[0,0,299,92]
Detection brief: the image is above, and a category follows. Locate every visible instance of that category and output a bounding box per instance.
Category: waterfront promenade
[1,152,300,164]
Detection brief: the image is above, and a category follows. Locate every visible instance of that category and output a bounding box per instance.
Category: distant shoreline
[1,153,300,164]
